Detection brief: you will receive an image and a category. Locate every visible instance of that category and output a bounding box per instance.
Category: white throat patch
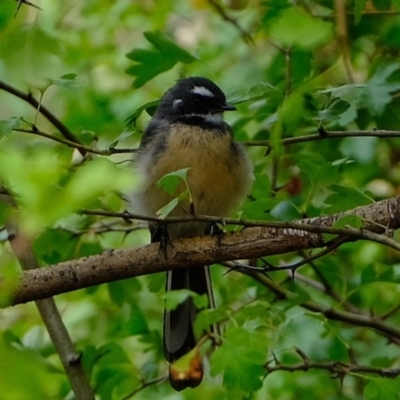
[191,86,214,97]
[190,113,223,124]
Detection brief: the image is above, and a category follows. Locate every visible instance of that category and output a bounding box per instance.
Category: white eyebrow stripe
[191,86,214,97]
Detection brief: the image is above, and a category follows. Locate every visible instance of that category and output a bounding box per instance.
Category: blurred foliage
[1,0,400,399]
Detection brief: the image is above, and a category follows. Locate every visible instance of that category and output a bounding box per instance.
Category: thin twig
[242,129,400,147]
[246,270,400,345]
[316,11,400,18]
[285,48,292,96]
[265,354,400,378]
[228,237,347,277]
[121,376,167,400]
[14,0,42,17]
[306,257,362,314]
[381,302,400,320]
[207,0,254,45]
[15,128,136,155]
[58,222,145,236]
[284,236,348,272]
[0,80,85,155]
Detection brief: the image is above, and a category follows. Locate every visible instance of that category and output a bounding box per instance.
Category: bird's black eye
[192,95,204,104]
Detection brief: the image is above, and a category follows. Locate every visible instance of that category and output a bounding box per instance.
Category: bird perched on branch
[136,76,253,390]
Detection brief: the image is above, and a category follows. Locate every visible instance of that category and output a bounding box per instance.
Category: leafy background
[2,0,400,399]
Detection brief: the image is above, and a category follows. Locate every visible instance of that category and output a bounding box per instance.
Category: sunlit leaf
[333,215,364,229]
[125,99,159,130]
[324,185,373,213]
[364,377,400,400]
[126,30,197,87]
[53,73,83,91]
[269,7,332,48]
[162,289,193,310]
[354,0,367,24]
[156,195,180,218]
[211,326,267,396]
[0,117,21,137]
[157,168,190,195]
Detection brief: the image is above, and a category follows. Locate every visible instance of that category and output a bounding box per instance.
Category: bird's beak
[222,103,237,111]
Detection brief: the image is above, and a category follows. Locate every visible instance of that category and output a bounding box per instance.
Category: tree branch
[247,270,400,344]
[0,190,94,399]
[2,195,400,307]
[334,0,354,82]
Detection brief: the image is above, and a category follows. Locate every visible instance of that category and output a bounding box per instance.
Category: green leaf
[109,130,134,148]
[34,228,78,264]
[156,168,192,217]
[250,172,272,201]
[156,195,180,218]
[270,200,303,221]
[242,199,277,220]
[320,84,365,125]
[232,82,283,104]
[162,289,193,311]
[279,91,305,128]
[146,273,165,293]
[107,279,142,307]
[371,0,391,11]
[354,0,367,24]
[361,263,398,285]
[195,308,228,336]
[393,0,400,11]
[364,377,400,400]
[125,99,159,130]
[333,215,364,229]
[317,99,351,122]
[211,326,267,396]
[144,31,196,64]
[269,7,332,49]
[126,30,197,87]
[192,292,209,309]
[361,64,400,116]
[96,342,131,366]
[237,301,272,322]
[0,25,61,86]
[324,185,373,213]
[125,306,150,336]
[322,84,365,103]
[0,335,63,398]
[157,167,190,195]
[163,289,209,312]
[0,117,21,137]
[0,151,135,234]
[53,73,82,90]
[293,153,348,189]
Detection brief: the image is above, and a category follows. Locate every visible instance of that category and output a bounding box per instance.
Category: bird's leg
[150,223,173,260]
[206,222,224,246]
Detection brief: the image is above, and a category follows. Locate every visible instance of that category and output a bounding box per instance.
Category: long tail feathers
[164,266,217,390]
